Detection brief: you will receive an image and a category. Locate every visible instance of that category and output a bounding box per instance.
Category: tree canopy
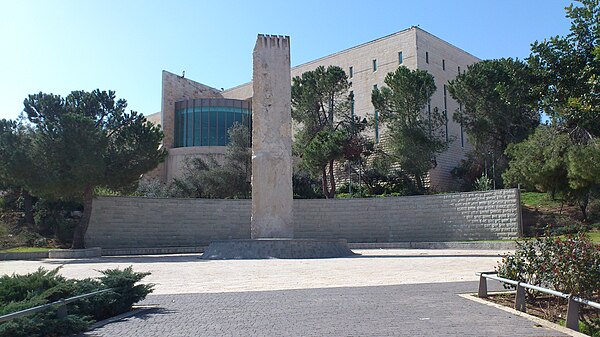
[371,66,448,191]
[448,58,540,156]
[504,126,600,219]
[291,65,368,198]
[503,0,600,219]
[529,0,600,140]
[447,58,541,188]
[22,90,166,248]
[171,122,251,199]
[0,119,39,224]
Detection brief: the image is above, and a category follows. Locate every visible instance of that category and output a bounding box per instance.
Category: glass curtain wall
[174,98,251,147]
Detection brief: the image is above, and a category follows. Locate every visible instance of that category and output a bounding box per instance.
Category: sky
[0,0,573,121]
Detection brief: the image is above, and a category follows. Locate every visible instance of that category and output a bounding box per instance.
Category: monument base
[201,239,355,260]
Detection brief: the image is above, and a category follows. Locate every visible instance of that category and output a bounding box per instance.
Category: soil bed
[485,292,599,334]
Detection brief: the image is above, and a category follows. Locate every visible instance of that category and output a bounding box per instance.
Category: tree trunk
[415,174,424,193]
[321,168,330,199]
[71,185,93,249]
[328,160,336,199]
[22,189,35,227]
[578,192,589,221]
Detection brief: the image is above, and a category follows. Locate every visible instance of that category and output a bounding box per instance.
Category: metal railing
[0,289,111,323]
[477,271,600,332]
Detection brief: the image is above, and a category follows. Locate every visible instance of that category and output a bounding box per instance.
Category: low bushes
[0,266,153,337]
[496,232,600,334]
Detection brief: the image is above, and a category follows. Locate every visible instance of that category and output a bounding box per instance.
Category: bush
[474,174,493,191]
[497,232,600,332]
[33,198,82,242]
[496,238,552,294]
[135,178,173,198]
[0,266,153,337]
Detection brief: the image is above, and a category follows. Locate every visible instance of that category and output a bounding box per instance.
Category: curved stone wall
[86,189,521,249]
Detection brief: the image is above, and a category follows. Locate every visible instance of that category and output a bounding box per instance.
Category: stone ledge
[102,246,204,256]
[202,239,355,260]
[48,247,102,259]
[349,241,516,250]
[0,251,49,261]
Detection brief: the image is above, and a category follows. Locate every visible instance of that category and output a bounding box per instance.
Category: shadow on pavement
[41,251,506,265]
[44,254,207,265]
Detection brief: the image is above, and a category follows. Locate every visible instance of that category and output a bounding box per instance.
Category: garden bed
[484,292,599,335]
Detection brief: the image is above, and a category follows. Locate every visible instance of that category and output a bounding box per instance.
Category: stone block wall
[87,198,251,248]
[86,189,521,248]
[293,189,520,242]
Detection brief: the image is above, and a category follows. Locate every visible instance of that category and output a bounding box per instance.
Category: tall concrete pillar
[251,34,293,239]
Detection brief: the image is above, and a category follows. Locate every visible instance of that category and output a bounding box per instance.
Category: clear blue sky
[0,0,572,121]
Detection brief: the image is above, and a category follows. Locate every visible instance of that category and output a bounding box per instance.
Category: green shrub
[33,198,82,242]
[497,232,600,332]
[474,173,493,191]
[86,266,154,320]
[0,266,153,337]
[496,238,550,293]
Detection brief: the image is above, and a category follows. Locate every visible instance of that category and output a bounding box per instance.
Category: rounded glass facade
[174,98,251,147]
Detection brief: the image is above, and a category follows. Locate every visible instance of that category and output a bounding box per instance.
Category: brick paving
[81,282,566,337]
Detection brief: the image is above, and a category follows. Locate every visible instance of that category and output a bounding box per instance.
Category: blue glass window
[174,98,251,147]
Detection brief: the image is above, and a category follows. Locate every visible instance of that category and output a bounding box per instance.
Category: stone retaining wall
[86,189,521,248]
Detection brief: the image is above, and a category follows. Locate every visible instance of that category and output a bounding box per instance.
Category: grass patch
[520,192,562,208]
[585,231,600,243]
[1,247,51,252]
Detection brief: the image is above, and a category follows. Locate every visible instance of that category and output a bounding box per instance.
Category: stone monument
[201,34,354,259]
[251,34,293,239]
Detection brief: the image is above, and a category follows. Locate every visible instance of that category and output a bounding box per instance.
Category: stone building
[147,26,479,191]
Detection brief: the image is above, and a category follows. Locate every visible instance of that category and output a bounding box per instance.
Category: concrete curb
[0,251,49,260]
[349,241,517,250]
[459,293,587,337]
[48,247,102,259]
[102,246,204,256]
[0,241,517,260]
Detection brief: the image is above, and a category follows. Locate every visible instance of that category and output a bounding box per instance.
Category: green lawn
[587,231,600,243]
[520,192,562,208]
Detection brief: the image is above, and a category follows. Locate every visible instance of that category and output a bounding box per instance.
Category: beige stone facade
[152,27,479,191]
[224,27,479,191]
[148,71,225,181]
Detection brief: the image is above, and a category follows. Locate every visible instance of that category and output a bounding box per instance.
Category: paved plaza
[0,250,573,336]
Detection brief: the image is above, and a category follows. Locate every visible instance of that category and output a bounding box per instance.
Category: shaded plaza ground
[0,249,575,336]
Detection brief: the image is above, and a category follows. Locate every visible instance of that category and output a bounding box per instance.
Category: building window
[442,59,446,70]
[459,103,464,148]
[427,99,432,135]
[398,51,403,64]
[375,110,379,143]
[174,98,252,147]
[443,84,448,142]
[372,59,377,72]
[425,52,429,64]
[349,66,353,78]
[350,91,354,118]
[445,111,449,142]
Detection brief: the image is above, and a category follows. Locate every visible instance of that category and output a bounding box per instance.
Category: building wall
[145,111,162,126]
[153,71,224,181]
[165,146,226,182]
[222,27,479,191]
[222,82,253,101]
[414,29,479,190]
[85,189,521,248]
